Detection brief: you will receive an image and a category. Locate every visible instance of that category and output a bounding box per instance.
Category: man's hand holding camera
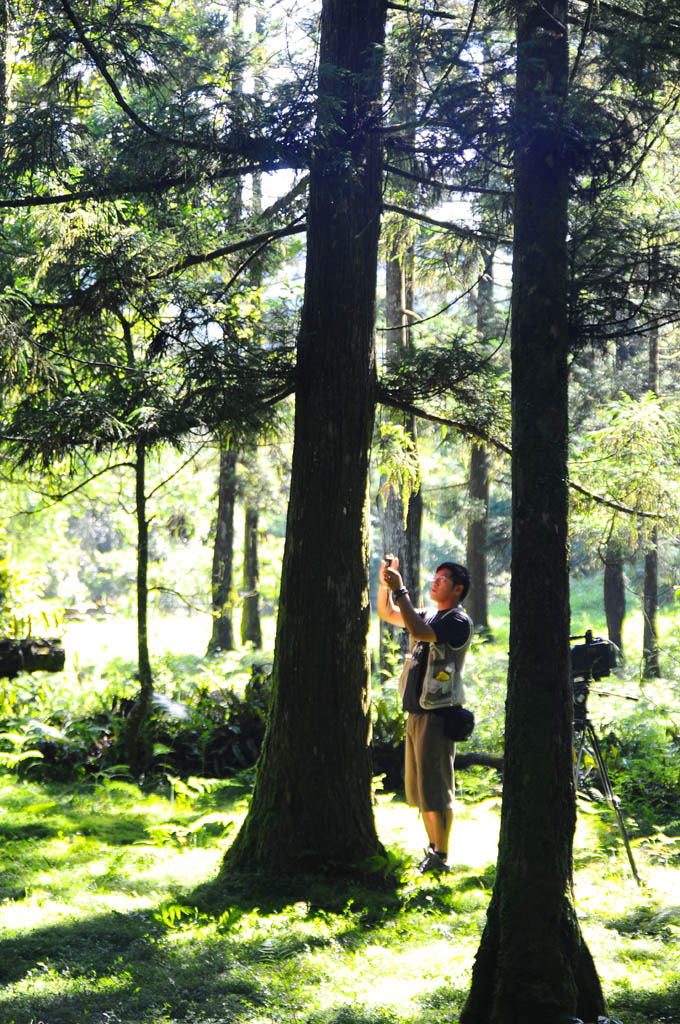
[378,553,436,642]
[381,553,405,596]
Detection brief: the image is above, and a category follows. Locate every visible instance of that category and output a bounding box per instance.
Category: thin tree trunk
[402,249,422,600]
[0,0,7,165]
[124,440,154,777]
[466,441,491,635]
[222,0,386,875]
[116,313,154,777]
[207,446,237,654]
[643,324,660,678]
[462,3,605,1020]
[643,537,660,677]
[466,248,495,637]
[379,18,421,665]
[240,506,262,648]
[603,547,625,657]
[207,0,243,657]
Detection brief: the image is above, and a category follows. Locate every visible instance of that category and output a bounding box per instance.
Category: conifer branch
[379,393,662,520]
[385,163,508,197]
[385,2,461,21]
[0,166,276,210]
[383,202,509,245]
[150,220,306,279]
[58,0,215,153]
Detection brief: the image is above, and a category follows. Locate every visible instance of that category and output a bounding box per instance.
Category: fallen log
[0,638,66,679]
[455,750,504,773]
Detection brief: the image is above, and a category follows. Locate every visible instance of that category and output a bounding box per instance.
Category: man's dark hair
[436,562,471,601]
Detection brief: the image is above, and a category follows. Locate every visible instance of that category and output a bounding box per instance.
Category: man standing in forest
[378,556,473,872]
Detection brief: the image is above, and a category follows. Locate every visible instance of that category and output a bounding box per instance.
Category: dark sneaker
[418,849,450,873]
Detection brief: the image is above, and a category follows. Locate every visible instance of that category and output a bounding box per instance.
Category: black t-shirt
[401,606,472,714]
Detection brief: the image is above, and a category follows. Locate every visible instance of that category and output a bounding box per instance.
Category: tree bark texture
[0,0,7,165]
[208,445,238,654]
[643,530,660,678]
[466,441,491,634]
[462,3,606,1021]
[603,547,625,658]
[240,506,262,648]
[466,249,495,635]
[643,326,660,677]
[222,0,386,875]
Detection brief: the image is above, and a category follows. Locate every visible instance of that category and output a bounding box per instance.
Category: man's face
[430,569,458,603]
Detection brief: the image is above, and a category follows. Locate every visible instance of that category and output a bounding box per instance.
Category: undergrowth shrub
[594,706,680,820]
[0,649,274,782]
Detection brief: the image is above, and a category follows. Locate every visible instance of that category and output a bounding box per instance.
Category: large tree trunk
[240,506,262,648]
[222,0,386,876]
[207,445,238,654]
[461,3,606,1021]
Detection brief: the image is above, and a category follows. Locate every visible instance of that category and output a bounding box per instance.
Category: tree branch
[150,220,306,279]
[148,586,212,616]
[386,2,462,22]
[1,461,135,515]
[568,479,663,520]
[385,162,509,197]
[58,0,217,153]
[378,392,663,520]
[383,202,510,246]
[147,441,210,500]
[572,0,680,35]
[57,0,307,166]
[0,165,279,210]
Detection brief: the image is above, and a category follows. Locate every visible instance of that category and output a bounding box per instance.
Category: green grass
[0,772,678,1024]
[2,596,680,1023]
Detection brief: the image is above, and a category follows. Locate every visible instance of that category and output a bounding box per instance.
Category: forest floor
[0,770,678,1024]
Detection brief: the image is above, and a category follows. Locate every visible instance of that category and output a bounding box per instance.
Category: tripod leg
[585,722,642,887]
[573,725,587,790]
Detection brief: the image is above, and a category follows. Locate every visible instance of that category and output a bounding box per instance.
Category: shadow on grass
[0,858,676,1024]
[0,775,252,904]
[0,877,465,1024]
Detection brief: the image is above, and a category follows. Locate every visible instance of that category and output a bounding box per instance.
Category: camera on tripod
[570,628,617,682]
[569,628,641,885]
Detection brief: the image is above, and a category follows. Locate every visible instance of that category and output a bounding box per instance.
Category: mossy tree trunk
[222,0,386,875]
[461,3,606,1021]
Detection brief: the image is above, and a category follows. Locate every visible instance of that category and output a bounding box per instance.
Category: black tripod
[573,675,642,886]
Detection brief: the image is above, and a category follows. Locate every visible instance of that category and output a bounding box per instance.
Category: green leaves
[570,391,680,548]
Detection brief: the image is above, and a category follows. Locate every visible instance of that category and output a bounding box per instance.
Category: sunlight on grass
[374,792,502,872]
[0,770,678,1024]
